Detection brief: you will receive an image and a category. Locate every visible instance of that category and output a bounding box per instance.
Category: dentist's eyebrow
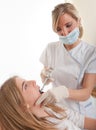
[22,81,25,91]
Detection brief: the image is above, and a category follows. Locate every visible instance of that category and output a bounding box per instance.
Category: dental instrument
[40,68,54,93]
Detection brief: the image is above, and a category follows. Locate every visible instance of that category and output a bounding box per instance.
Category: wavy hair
[0,76,66,130]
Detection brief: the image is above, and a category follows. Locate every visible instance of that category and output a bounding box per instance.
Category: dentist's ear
[77,18,81,26]
[78,17,83,38]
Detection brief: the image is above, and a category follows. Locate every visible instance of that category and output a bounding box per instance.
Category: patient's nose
[30,80,36,86]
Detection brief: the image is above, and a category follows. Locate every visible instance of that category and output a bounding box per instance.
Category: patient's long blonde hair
[0,76,66,130]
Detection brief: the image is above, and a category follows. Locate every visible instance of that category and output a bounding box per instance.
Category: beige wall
[73,0,96,45]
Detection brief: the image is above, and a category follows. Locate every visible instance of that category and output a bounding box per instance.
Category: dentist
[37,3,96,119]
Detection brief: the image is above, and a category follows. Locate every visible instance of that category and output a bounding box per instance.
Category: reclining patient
[0,76,96,130]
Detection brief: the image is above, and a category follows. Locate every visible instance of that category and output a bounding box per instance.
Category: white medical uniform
[40,40,96,119]
[48,118,82,130]
[46,104,84,130]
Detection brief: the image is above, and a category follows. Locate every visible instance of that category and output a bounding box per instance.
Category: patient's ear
[26,104,30,109]
[21,103,30,112]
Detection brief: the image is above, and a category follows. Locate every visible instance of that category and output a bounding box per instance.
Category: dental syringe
[40,68,54,93]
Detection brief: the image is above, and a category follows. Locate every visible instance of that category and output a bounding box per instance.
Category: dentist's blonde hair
[52,3,83,38]
[0,76,66,130]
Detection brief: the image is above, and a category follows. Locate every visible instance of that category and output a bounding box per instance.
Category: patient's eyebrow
[22,81,25,91]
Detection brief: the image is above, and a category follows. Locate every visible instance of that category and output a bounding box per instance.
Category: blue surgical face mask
[59,27,80,45]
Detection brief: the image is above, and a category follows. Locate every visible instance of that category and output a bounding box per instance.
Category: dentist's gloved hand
[36,86,69,106]
[40,67,54,85]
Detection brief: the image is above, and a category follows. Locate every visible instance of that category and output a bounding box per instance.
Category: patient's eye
[24,84,27,90]
[22,81,28,91]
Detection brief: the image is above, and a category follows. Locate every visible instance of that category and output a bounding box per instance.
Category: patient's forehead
[15,77,25,89]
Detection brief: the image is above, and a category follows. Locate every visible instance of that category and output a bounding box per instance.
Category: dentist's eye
[66,22,72,28]
[57,27,61,32]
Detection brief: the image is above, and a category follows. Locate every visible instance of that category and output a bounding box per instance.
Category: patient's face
[15,77,41,106]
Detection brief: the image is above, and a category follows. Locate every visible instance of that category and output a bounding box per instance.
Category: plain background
[73,0,96,45]
[0,0,71,88]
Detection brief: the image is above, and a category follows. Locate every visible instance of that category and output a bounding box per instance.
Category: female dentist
[36,3,96,119]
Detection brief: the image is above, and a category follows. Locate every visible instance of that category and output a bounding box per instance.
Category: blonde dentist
[37,3,96,119]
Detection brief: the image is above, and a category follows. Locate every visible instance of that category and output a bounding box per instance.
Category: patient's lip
[39,90,44,94]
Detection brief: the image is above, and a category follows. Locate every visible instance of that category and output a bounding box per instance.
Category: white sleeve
[65,108,84,129]
[52,103,85,129]
[39,42,56,68]
[39,44,49,66]
[47,117,82,130]
[56,119,82,130]
[86,57,96,73]
[86,47,96,73]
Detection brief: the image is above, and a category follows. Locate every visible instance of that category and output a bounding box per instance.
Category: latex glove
[40,67,54,85]
[36,86,69,106]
